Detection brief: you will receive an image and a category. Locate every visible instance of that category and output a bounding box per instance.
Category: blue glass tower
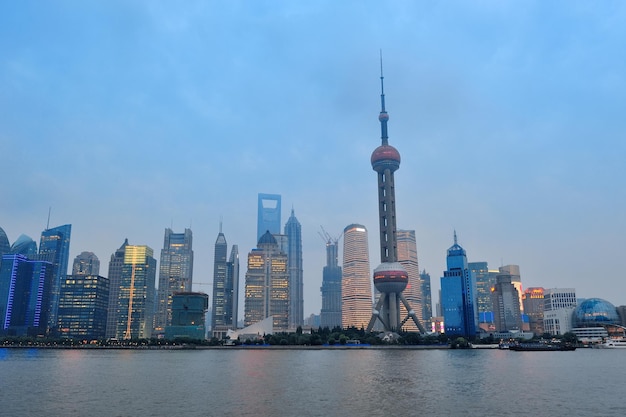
[257,193,281,241]
[38,224,71,332]
[440,232,477,338]
[0,254,54,336]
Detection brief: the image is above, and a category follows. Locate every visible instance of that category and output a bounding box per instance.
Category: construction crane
[318,226,343,246]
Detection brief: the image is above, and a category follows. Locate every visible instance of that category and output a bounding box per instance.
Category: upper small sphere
[371,144,401,172]
[379,112,389,122]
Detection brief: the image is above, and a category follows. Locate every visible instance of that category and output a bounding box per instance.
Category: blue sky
[2,1,625,317]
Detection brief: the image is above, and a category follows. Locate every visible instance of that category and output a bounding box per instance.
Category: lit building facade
[320,233,342,329]
[491,274,522,331]
[211,227,239,339]
[115,245,157,339]
[285,209,303,328]
[165,292,209,340]
[440,233,477,338]
[257,193,281,241]
[396,229,422,330]
[244,231,290,331]
[342,224,372,329]
[57,274,109,339]
[38,224,71,332]
[522,287,545,335]
[469,261,496,326]
[155,228,194,335]
[499,265,523,313]
[0,254,53,336]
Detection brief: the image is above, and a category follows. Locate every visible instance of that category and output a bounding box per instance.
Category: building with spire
[440,232,478,338]
[211,225,239,339]
[244,231,290,331]
[257,193,281,241]
[155,228,194,336]
[106,239,128,339]
[342,224,372,329]
[38,224,71,333]
[365,59,424,333]
[320,229,342,329]
[284,208,303,328]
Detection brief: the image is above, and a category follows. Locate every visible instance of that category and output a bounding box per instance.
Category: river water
[0,347,624,416]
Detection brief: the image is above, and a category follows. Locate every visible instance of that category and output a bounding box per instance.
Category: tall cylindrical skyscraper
[342,224,372,329]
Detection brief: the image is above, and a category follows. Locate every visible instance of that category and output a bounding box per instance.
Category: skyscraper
[342,224,372,329]
[491,274,522,332]
[284,208,303,328]
[244,231,290,331]
[116,245,156,339]
[469,261,497,327]
[106,239,128,339]
[499,264,523,313]
[440,232,478,338]
[320,230,342,329]
[155,228,194,335]
[396,230,423,331]
[257,193,281,241]
[420,270,432,322]
[0,254,53,336]
[10,234,37,256]
[523,287,545,335]
[57,270,109,340]
[211,226,239,338]
[72,251,100,276]
[38,224,71,332]
[365,62,424,333]
[0,227,9,257]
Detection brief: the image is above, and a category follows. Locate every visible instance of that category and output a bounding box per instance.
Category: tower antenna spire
[379,49,389,145]
[46,207,51,230]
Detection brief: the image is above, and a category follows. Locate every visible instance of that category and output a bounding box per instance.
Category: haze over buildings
[2,2,626,318]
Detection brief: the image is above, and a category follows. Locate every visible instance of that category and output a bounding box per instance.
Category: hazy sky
[2,1,625,317]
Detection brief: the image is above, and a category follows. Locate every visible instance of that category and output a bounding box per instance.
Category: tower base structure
[367,292,427,333]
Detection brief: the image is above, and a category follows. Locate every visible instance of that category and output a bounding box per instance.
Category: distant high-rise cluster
[242,194,303,332]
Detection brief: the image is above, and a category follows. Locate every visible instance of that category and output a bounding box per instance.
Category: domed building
[575,298,619,327]
[572,298,622,343]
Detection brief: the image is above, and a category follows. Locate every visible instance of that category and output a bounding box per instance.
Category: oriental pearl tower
[366,58,427,333]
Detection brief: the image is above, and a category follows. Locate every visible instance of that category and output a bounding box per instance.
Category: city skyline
[2,2,626,317]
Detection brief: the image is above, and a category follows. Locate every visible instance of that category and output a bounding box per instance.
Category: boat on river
[509,341,576,351]
[601,338,626,349]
